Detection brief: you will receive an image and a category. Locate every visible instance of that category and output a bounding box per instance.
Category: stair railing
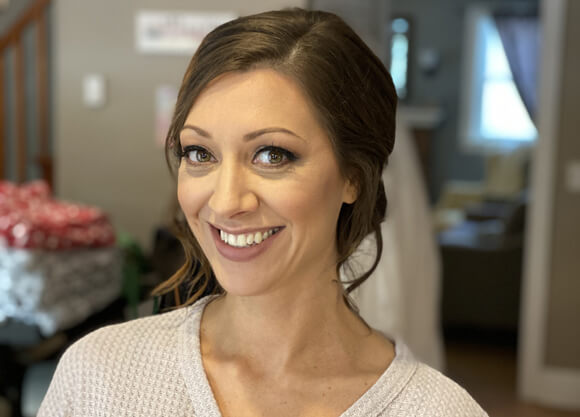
[0,0,52,188]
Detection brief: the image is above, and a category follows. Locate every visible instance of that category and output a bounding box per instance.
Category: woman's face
[178,69,356,297]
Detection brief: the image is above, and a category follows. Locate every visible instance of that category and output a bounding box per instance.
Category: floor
[445,338,580,417]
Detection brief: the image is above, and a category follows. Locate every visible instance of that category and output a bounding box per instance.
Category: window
[389,17,411,100]
[460,6,537,151]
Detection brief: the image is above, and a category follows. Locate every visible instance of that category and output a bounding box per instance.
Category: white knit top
[38,296,488,416]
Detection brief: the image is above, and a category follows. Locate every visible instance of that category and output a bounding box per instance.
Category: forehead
[184,69,328,140]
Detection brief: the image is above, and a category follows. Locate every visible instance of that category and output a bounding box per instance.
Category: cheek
[270,171,345,232]
[177,172,207,226]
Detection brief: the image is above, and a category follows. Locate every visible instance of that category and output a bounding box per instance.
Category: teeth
[220,228,279,248]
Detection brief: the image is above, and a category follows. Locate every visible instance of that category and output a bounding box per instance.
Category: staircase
[0,0,53,189]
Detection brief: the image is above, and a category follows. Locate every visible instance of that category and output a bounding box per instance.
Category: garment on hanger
[345,118,444,370]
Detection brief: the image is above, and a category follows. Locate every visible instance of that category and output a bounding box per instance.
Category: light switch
[565,160,580,193]
[82,74,106,108]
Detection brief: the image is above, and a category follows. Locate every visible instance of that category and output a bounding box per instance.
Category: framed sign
[135,10,237,55]
[155,85,178,147]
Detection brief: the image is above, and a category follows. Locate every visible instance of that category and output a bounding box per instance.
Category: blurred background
[0,0,579,416]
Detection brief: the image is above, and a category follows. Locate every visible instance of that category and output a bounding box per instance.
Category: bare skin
[200,285,395,417]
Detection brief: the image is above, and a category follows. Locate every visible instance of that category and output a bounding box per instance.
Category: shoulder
[393,361,488,416]
[38,307,199,416]
[372,341,488,417]
[58,296,210,374]
[64,307,191,367]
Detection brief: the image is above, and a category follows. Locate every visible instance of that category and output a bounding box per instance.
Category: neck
[201,276,369,376]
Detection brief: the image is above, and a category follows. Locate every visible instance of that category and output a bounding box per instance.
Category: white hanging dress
[345,118,445,371]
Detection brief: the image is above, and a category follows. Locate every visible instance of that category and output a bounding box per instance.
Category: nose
[208,158,259,218]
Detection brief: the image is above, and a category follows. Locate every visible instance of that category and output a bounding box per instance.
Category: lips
[209,224,283,262]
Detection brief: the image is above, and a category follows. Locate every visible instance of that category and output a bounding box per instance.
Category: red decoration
[0,181,115,250]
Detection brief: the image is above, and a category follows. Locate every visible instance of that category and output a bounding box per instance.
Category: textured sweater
[38,296,488,416]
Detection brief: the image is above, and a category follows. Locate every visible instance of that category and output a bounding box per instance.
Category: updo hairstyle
[154,8,397,310]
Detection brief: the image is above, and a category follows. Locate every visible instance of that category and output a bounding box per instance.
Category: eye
[253,146,297,167]
[181,145,215,165]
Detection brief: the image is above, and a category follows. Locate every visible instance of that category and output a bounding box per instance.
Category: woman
[39,9,487,416]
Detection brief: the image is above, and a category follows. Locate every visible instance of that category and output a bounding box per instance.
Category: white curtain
[346,117,445,371]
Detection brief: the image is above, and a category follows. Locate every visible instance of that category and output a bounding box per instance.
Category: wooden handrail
[0,0,53,188]
[0,0,51,50]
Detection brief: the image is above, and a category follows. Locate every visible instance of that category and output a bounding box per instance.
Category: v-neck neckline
[178,296,418,417]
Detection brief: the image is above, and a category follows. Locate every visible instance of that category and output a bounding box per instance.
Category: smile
[210,224,284,262]
[219,228,281,248]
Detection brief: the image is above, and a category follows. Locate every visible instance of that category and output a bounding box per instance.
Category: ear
[342,179,358,204]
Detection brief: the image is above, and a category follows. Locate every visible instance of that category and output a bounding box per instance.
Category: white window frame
[458,4,537,153]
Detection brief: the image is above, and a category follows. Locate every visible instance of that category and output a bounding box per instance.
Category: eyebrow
[181,125,306,142]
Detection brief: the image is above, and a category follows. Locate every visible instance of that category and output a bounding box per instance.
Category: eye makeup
[179,142,300,168]
[253,145,299,167]
[179,145,217,165]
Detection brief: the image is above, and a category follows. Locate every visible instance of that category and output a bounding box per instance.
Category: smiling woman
[175,69,357,297]
[160,9,398,309]
[38,8,487,417]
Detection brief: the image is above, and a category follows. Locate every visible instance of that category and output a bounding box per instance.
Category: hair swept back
[153,8,397,311]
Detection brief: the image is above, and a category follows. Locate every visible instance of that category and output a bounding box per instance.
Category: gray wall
[54,0,305,249]
[391,0,537,200]
[309,0,391,63]
[544,0,580,369]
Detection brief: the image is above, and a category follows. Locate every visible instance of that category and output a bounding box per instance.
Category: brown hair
[153,8,397,310]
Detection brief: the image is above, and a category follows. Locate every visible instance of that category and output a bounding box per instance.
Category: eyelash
[254,145,298,166]
[179,145,215,164]
[179,145,298,167]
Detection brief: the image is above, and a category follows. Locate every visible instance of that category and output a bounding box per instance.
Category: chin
[214,273,275,298]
